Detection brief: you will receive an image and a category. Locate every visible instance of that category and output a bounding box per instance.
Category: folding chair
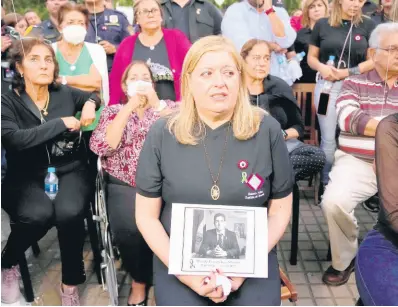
[92,159,119,306]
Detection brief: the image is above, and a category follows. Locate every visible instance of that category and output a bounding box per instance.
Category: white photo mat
[169,203,268,278]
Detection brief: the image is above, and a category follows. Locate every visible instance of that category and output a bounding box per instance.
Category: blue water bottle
[45,167,58,200]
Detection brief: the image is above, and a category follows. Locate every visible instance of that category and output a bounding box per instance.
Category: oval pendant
[150,46,155,50]
[43,110,48,116]
[70,65,76,71]
[211,185,220,201]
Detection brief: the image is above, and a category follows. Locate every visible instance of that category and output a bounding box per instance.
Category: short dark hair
[58,3,89,27]
[9,38,60,92]
[214,213,226,223]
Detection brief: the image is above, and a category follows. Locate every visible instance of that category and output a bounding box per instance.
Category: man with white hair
[321,22,398,286]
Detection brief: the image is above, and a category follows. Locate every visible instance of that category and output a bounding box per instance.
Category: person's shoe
[127,299,147,306]
[322,259,355,286]
[362,195,380,213]
[318,183,326,204]
[1,266,21,304]
[60,285,80,306]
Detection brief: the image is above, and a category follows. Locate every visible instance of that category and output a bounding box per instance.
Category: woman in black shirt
[355,114,398,305]
[1,39,101,305]
[294,0,328,83]
[307,0,375,191]
[242,39,326,182]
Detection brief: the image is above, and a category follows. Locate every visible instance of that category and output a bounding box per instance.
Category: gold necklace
[202,122,231,201]
[38,93,50,116]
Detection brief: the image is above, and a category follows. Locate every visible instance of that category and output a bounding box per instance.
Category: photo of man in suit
[198,213,240,259]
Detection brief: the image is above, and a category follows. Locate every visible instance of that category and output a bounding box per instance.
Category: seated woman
[1,38,101,306]
[109,0,191,105]
[90,61,176,306]
[135,35,293,306]
[241,39,325,182]
[355,114,398,306]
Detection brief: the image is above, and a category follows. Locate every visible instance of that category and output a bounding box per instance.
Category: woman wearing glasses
[109,0,191,105]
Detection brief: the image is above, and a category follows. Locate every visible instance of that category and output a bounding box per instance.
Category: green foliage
[115,0,133,6]
[3,0,49,20]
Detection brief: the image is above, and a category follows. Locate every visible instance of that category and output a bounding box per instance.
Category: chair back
[292,83,318,146]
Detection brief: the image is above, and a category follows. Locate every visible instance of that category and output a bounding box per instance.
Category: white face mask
[62,25,87,45]
[127,80,152,97]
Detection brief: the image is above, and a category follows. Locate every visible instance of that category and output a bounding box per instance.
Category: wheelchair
[92,159,119,306]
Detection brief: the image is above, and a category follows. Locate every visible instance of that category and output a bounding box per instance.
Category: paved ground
[1,188,377,306]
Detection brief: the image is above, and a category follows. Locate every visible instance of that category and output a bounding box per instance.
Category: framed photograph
[169,204,268,278]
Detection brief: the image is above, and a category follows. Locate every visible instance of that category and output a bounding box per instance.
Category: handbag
[19,91,88,164]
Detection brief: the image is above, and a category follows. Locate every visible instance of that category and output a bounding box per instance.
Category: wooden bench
[280,267,298,302]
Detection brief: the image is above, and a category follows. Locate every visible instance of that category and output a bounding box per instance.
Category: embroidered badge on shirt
[109,15,119,23]
[246,173,265,191]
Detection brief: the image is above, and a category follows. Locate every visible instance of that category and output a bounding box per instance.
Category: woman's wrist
[84,100,97,110]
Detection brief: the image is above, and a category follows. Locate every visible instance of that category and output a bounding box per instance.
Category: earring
[20,73,24,78]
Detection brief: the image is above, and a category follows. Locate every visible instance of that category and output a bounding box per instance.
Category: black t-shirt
[310,17,376,67]
[133,37,176,101]
[294,27,316,83]
[136,116,293,235]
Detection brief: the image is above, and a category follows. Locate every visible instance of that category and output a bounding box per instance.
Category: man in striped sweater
[321,23,398,286]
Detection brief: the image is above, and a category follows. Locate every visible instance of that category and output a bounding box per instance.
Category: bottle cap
[300,51,306,56]
[329,55,336,60]
[48,167,56,173]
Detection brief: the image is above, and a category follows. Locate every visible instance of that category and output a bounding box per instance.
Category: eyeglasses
[377,46,398,55]
[138,8,160,16]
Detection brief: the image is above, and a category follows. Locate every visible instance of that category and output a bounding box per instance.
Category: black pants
[106,174,153,284]
[153,249,280,306]
[1,166,90,285]
[290,144,326,181]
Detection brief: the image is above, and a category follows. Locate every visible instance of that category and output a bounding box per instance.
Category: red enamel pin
[238,160,249,170]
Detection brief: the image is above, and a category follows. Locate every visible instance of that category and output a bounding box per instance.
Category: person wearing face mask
[52,3,109,105]
[307,0,376,199]
[90,61,177,306]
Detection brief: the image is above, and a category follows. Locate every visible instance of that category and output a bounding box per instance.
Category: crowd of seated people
[1,0,398,305]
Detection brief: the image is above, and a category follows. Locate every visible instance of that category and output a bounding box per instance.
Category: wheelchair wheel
[101,225,118,306]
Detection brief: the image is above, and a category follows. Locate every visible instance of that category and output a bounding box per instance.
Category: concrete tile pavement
[1,190,377,306]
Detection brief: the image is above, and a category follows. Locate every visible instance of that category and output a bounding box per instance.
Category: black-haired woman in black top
[1,38,101,306]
